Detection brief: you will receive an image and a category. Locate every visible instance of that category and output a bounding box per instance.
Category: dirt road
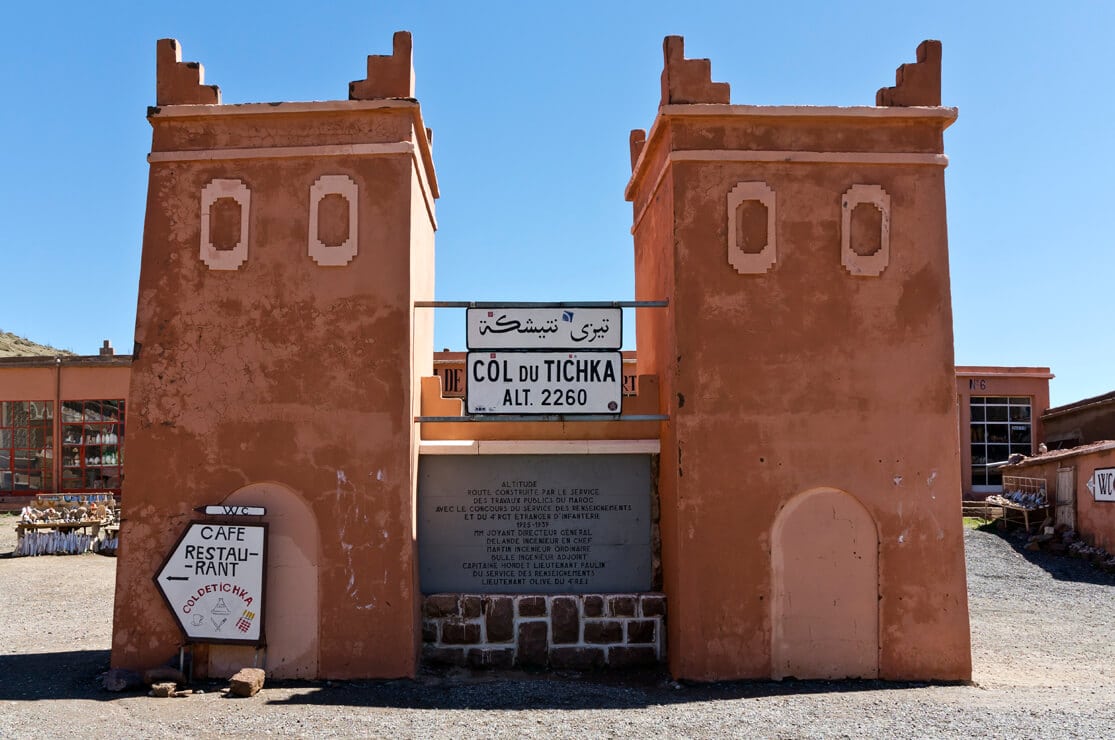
[2,516,1113,738]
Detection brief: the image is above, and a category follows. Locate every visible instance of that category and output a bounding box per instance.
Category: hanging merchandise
[12,495,120,557]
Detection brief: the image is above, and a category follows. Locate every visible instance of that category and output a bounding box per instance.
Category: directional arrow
[153,522,267,644]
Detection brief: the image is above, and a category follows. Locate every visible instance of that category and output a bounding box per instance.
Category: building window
[970,396,1032,490]
[60,400,125,492]
[0,401,54,493]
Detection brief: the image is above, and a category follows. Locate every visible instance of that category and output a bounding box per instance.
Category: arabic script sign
[466,352,623,415]
[1086,467,1115,502]
[466,307,622,350]
[154,522,267,644]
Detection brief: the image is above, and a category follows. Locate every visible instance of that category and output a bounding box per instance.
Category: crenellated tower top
[876,40,942,107]
[350,31,416,100]
[156,38,220,106]
[659,35,730,106]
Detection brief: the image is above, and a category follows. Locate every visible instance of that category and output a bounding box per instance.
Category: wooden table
[16,520,104,536]
[995,502,1050,533]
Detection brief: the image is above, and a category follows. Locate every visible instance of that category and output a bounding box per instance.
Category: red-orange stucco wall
[626,68,971,679]
[0,362,130,402]
[111,88,437,678]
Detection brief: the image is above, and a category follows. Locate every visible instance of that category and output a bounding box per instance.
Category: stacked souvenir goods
[13,495,119,556]
[986,487,1048,510]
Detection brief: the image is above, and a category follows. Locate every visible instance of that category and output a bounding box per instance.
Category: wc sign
[154,522,268,644]
[1087,468,1115,503]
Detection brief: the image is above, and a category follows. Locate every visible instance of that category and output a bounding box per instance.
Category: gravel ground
[2,514,1115,738]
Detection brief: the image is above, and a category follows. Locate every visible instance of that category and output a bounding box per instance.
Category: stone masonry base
[422,593,666,670]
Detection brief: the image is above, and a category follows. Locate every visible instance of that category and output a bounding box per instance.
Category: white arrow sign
[154,523,267,644]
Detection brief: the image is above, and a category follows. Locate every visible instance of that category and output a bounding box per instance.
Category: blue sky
[1,1,1112,406]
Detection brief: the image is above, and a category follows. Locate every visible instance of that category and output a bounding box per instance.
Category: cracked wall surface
[113,33,437,681]
[625,37,970,682]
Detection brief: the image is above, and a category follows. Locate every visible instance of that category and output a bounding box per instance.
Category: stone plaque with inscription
[418,454,652,594]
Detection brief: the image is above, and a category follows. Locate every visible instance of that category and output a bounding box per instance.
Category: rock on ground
[228,668,266,697]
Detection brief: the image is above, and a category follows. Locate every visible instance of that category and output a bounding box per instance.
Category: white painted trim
[671,150,948,167]
[150,99,420,118]
[308,175,359,267]
[841,184,891,277]
[148,98,438,197]
[630,151,944,235]
[199,179,250,271]
[150,141,437,231]
[956,371,1055,379]
[626,104,954,200]
[419,440,480,455]
[148,142,414,163]
[418,439,661,456]
[726,181,777,275]
[658,103,958,121]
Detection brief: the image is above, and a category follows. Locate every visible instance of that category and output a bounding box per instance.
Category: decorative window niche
[727,181,777,275]
[200,179,251,271]
[841,184,891,277]
[308,175,359,267]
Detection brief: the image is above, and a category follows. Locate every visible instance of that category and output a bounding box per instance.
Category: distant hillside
[0,331,74,358]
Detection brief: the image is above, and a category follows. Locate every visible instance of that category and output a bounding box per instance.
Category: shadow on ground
[261,671,954,710]
[0,650,953,707]
[973,522,1115,586]
[0,650,114,701]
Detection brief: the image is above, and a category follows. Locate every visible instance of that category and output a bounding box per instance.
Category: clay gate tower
[113,33,971,683]
[112,34,437,678]
[626,39,971,680]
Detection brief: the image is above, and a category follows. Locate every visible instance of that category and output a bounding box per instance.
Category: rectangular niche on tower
[727,181,777,275]
[841,184,891,277]
[309,175,359,266]
[200,179,251,271]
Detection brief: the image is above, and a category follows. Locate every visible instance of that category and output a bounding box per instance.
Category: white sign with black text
[199,505,266,516]
[466,351,623,415]
[155,523,267,644]
[466,307,622,350]
[1087,467,1115,502]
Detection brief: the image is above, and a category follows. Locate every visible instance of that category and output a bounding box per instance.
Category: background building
[954,366,1053,498]
[2,341,1056,505]
[0,335,129,506]
[1042,390,1115,450]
